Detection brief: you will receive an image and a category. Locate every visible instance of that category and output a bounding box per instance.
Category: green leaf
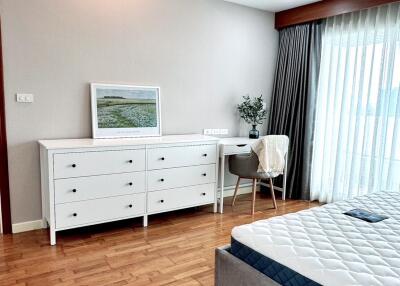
[237,95,267,125]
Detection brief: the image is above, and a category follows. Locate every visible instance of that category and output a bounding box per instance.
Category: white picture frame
[90,83,162,138]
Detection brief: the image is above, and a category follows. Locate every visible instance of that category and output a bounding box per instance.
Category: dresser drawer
[147,164,215,191]
[54,172,145,204]
[147,144,216,170]
[55,193,145,229]
[147,184,215,214]
[53,149,145,179]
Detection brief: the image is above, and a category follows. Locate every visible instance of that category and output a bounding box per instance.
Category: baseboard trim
[219,183,254,197]
[219,182,283,198]
[12,219,44,234]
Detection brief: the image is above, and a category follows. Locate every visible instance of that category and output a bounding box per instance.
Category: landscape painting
[91,84,161,138]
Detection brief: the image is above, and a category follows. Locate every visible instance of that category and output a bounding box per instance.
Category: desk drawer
[147,144,216,170]
[54,172,145,204]
[221,144,251,155]
[55,193,145,229]
[147,184,214,213]
[53,149,145,179]
[147,164,215,191]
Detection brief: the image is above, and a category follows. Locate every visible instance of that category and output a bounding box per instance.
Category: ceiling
[224,0,321,12]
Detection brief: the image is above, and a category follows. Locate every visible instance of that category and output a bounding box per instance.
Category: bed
[215,192,400,286]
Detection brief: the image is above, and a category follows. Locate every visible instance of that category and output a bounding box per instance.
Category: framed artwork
[90,83,161,138]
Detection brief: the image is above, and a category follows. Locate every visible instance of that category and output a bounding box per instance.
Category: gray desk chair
[229,151,278,214]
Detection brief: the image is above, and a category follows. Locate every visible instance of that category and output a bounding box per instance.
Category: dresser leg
[143,215,148,227]
[50,229,56,246]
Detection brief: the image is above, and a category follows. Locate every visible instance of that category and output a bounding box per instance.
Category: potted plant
[237,95,267,139]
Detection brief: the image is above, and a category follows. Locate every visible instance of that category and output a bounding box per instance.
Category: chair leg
[269,178,277,209]
[251,178,257,215]
[231,177,241,206]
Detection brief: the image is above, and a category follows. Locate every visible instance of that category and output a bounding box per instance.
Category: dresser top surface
[39,134,218,150]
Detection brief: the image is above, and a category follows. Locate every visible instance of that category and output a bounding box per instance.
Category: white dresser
[39,134,219,245]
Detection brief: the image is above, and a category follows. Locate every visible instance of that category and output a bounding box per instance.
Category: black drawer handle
[73,213,77,217]
[160,199,164,203]
[128,160,133,164]
[202,173,207,177]
[72,164,77,168]
[160,178,164,182]
[160,157,165,161]
[201,192,206,196]
[129,182,133,186]
[129,204,133,208]
[203,153,208,157]
[72,189,77,193]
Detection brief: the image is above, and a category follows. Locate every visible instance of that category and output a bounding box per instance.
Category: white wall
[0,0,277,224]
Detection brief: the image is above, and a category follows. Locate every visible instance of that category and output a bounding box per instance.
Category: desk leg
[282,155,287,200]
[219,156,225,213]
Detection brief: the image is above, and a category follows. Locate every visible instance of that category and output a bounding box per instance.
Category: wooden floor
[0,193,318,286]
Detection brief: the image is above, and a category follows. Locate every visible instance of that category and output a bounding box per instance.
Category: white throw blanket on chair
[251,135,289,177]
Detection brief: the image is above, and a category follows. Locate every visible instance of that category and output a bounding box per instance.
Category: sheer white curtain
[310,3,400,203]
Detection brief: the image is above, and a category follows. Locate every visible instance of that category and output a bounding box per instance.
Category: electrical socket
[203,129,213,135]
[220,129,229,135]
[203,129,229,135]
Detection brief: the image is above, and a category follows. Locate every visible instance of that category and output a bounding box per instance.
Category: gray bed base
[215,245,280,286]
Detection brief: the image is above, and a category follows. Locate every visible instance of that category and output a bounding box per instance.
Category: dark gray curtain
[266,22,321,200]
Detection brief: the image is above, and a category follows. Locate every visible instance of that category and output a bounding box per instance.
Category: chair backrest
[228,135,290,178]
[228,151,260,177]
[251,135,289,175]
[263,135,289,156]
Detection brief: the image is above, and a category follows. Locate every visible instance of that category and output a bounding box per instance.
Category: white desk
[218,137,286,213]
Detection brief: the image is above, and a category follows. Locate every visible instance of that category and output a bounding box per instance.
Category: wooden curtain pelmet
[275,0,400,29]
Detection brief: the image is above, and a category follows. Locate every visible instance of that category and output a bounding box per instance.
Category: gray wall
[0,0,277,224]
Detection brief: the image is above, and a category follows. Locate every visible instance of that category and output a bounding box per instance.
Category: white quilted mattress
[231,192,400,286]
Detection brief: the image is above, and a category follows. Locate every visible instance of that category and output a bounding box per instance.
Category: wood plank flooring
[0,193,319,286]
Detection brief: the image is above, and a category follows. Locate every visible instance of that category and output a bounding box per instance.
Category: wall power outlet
[203,129,229,135]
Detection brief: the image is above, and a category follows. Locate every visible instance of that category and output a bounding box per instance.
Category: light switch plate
[16,93,34,103]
